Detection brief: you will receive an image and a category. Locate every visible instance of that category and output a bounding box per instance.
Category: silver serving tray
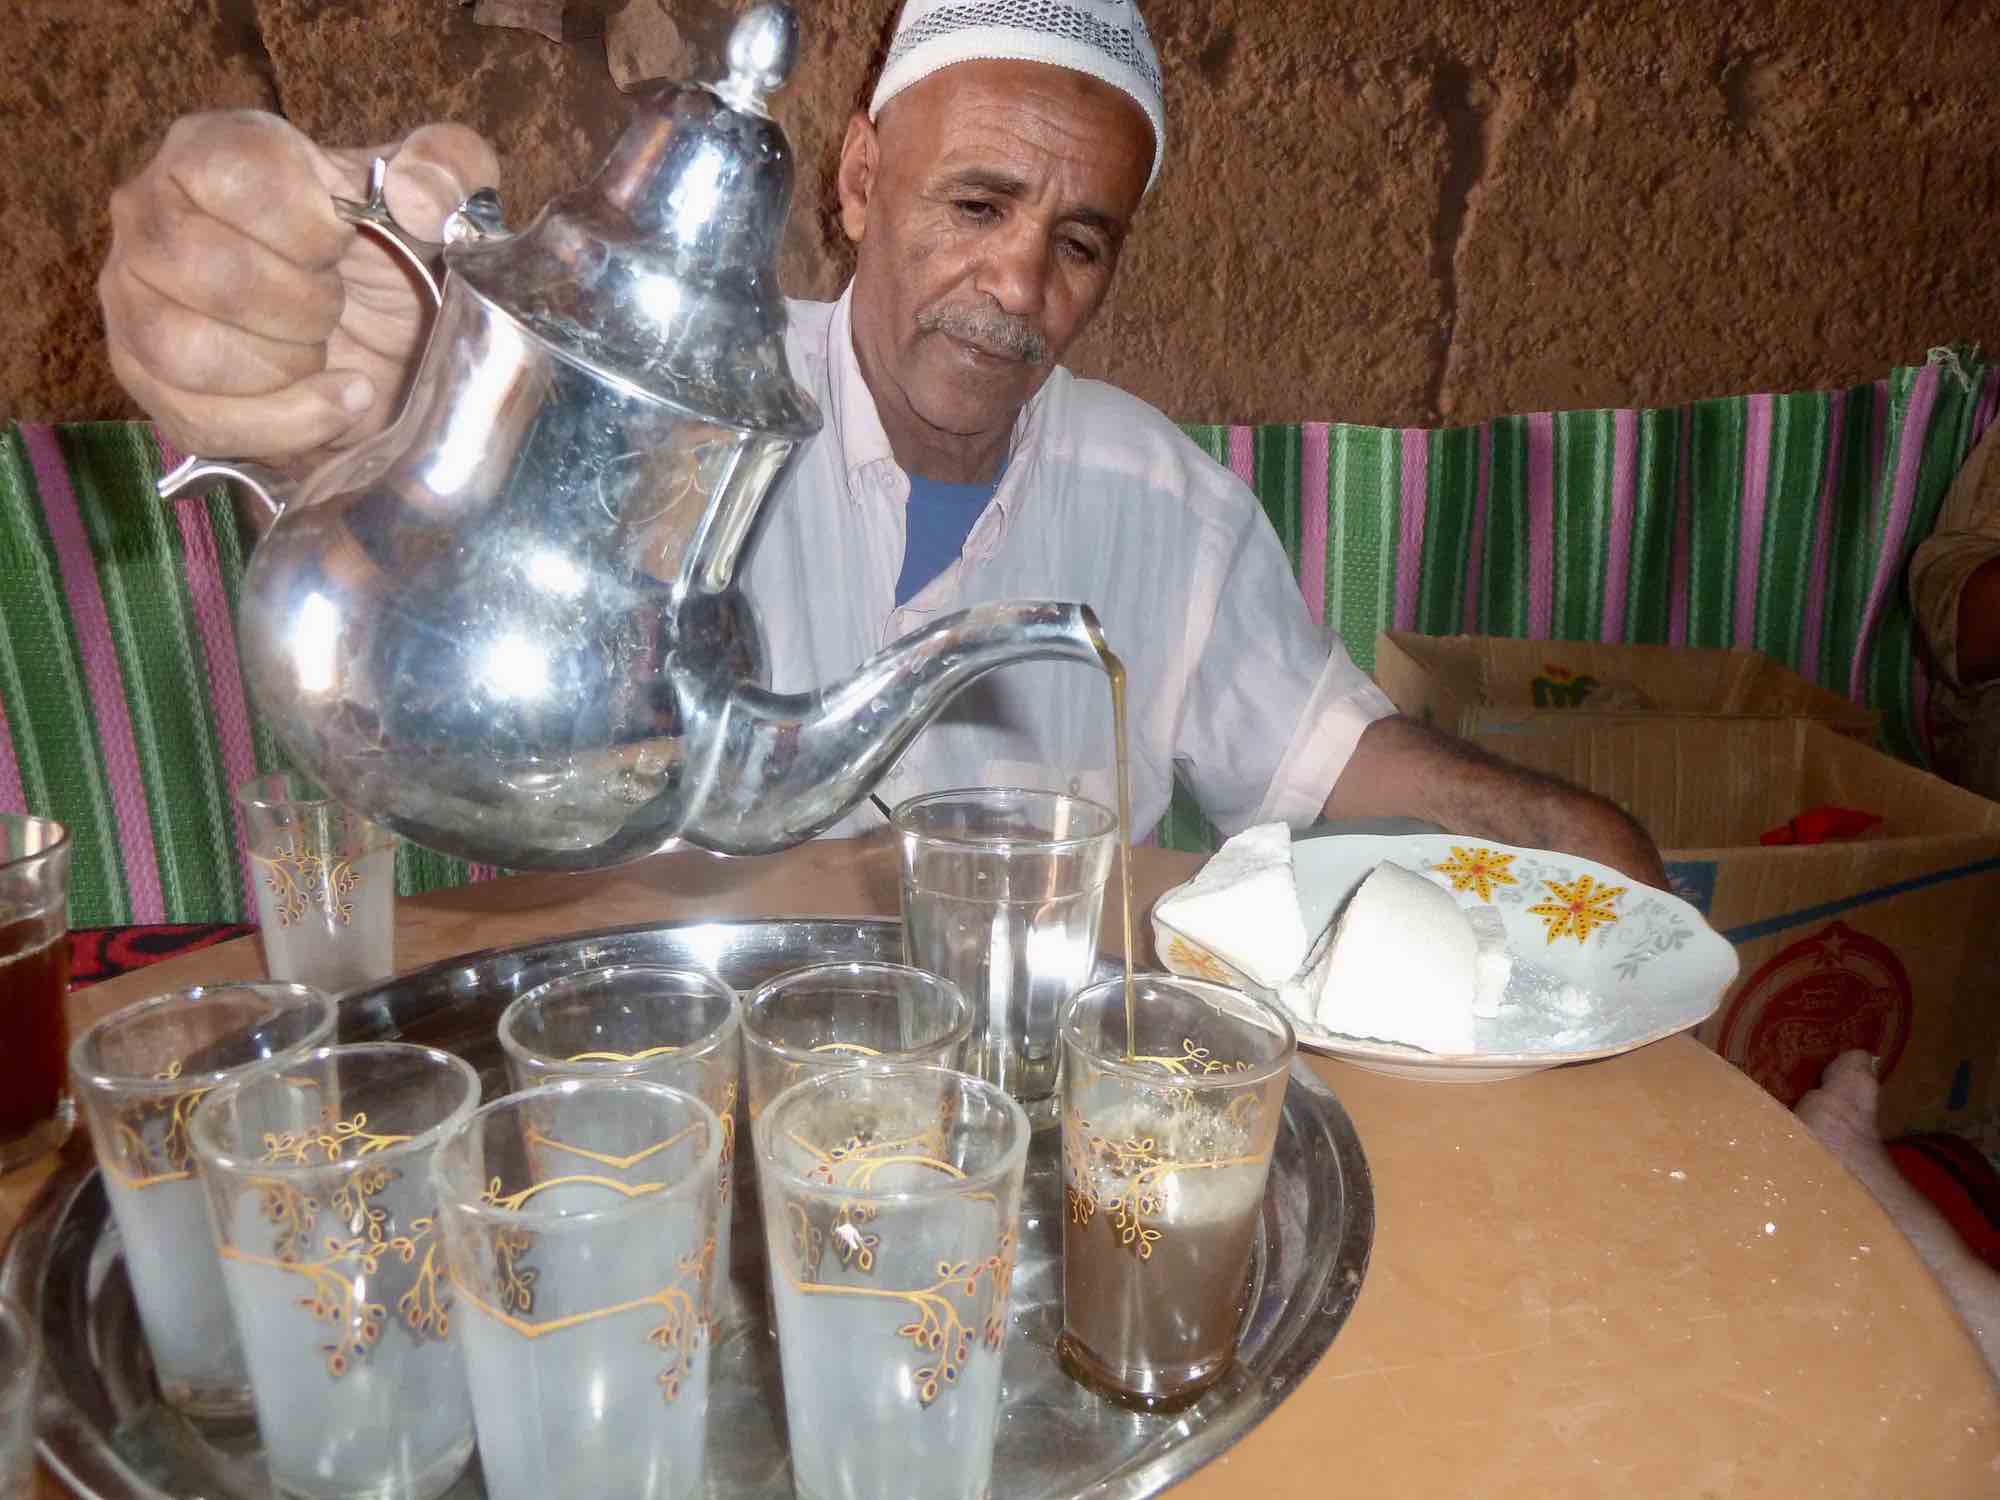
[3,918,1373,1500]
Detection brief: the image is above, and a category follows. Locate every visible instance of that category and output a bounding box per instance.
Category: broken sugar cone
[1314,862,1479,1054]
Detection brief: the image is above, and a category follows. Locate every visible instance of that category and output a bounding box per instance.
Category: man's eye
[955,200,999,221]
[1058,237,1102,264]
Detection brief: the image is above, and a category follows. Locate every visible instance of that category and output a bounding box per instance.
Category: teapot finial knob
[720,2,799,108]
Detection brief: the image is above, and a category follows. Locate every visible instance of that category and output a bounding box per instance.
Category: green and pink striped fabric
[1157,349,2000,852]
[0,423,496,927]
[7,349,1994,903]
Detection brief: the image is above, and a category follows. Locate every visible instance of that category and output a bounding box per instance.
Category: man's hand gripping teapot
[158,3,1109,871]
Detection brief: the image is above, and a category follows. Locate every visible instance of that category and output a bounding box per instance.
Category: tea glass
[1057,975,1294,1408]
[498,965,741,1291]
[70,982,337,1418]
[0,1295,37,1500]
[757,1064,1029,1500]
[0,813,72,1170]
[190,1043,480,1500]
[235,771,397,992]
[432,1078,721,1500]
[740,961,973,1124]
[894,788,1117,1121]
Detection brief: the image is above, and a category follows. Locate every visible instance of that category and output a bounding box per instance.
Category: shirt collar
[826,285,900,498]
[825,282,1052,511]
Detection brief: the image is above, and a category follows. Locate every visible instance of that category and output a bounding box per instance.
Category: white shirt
[742,287,1394,839]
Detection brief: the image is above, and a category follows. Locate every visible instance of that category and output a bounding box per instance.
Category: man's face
[837,59,1154,472]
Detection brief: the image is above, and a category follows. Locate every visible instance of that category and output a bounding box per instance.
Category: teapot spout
[687,600,1108,854]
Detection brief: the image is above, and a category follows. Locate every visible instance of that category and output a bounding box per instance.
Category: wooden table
[7,837,1998,1497]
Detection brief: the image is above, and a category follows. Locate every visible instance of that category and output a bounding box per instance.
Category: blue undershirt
[895,472,1001,605]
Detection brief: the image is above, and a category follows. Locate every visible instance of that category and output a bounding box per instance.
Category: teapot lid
[445,1,822,440]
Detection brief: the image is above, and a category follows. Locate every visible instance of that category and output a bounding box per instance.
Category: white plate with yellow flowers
[1153,833,1739,1083]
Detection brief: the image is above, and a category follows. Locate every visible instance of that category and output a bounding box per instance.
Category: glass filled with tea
[0,813,71,1171]
[1057,974,1294,1409]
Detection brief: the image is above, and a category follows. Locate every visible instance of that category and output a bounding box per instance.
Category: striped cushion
[9,350,1994,904]
[0,423,495,927]
[1155,349,2000,853]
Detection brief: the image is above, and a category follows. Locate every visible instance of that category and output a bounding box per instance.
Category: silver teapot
[159,3,1108,871]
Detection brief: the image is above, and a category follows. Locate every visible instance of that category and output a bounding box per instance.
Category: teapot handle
[156,157,471,519]
[329,155,446,305]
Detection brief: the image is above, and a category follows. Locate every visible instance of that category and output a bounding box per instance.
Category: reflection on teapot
[158,2,1108,872]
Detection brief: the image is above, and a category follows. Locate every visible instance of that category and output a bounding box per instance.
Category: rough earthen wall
[7,0,1996,429]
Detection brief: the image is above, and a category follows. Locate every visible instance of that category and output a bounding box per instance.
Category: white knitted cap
[869,0,1166,192]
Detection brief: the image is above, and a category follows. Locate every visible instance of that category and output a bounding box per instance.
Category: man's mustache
[917,301,1050,365]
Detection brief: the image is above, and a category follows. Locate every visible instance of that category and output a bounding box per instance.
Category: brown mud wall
[7,0,1996,430]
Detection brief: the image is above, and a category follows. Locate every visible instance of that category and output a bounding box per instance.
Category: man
[98,0,1666,885]
[1910,423,2000,800]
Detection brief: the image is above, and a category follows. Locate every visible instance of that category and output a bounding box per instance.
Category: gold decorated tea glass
[0,1294,38,1500]
[755,1063,1028,1500]
[70,982,337,1419]
[235,772,398,993]
[1057,975,1294,1409]
[188,1043,480,1500]
[498,965,741,1296]
[740,961,972,1124]
[431,1077,722,1500]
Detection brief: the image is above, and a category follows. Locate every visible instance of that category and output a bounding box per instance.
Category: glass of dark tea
[1057,974,1294,1409]
[0,813,71,1172]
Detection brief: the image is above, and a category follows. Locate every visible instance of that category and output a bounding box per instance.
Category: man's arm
[1322,713,1669,889]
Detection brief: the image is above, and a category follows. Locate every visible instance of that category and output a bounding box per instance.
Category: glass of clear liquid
[0,1294,38,1500]
[755,1063,1028,1500]
[235,771,396,993]
[498,965,742,1301]
[190,1043,481,1500]
[69,981,337,1419]
[431,1077,722,1500]
[893,788,1116,1124]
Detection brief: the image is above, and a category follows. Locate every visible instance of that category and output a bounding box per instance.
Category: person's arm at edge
[1911,423,2000,685]
[1321,713,1670,890]
[1957,557,2000,684]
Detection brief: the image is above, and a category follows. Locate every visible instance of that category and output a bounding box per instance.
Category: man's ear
[836,111,878,244]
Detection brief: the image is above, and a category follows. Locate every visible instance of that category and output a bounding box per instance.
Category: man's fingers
[99,263,332,399]
[156,111,350,269]
[115,341,375,465]
[387,123,502,236]
[106,185,345,348]
[323,123,501,243]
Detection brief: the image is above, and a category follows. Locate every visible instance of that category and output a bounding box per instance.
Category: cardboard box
[1469,717,2000,1136]
[1376,632,1880,742]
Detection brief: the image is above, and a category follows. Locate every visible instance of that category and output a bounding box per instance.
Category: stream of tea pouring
[1102,645,1139,1057]
[881,636,1140,1056]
